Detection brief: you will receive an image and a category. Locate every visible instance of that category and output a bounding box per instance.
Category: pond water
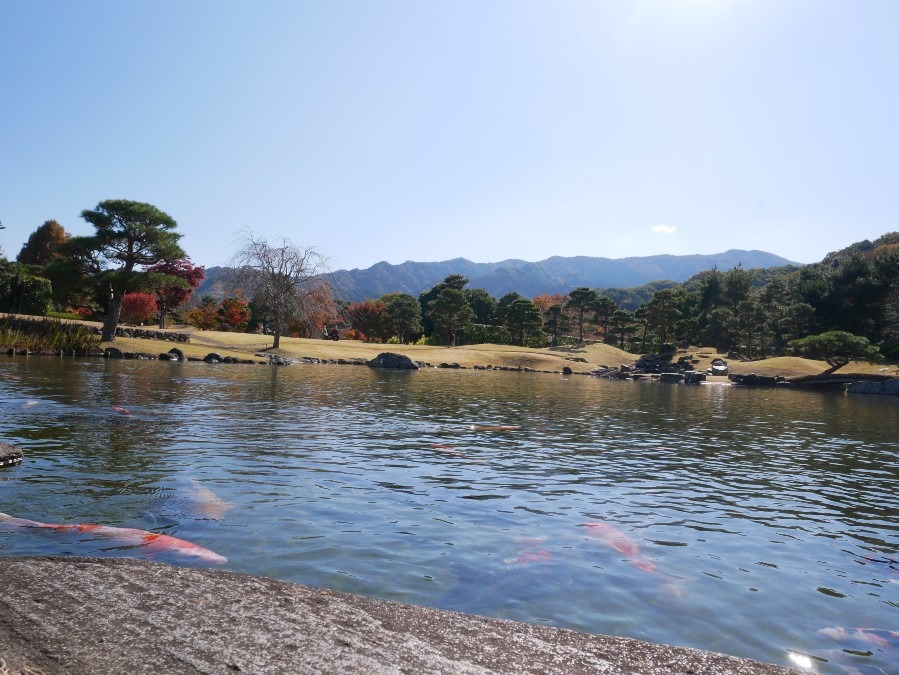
[1,357,898,672]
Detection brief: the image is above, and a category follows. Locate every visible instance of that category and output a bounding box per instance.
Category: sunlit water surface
[1,357,897,672]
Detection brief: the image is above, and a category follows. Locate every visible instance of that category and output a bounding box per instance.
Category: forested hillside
[3,220,897,362]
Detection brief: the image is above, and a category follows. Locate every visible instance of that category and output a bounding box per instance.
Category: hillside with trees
[320,249,798,301]
[337,233,898,365]
[2,217,897,366]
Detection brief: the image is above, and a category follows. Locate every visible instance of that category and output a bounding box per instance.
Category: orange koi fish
[582,521,656,572]
[111,406,132,416]
[0,511,227,564]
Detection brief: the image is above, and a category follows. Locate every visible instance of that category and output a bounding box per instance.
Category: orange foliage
[532,293,567,313]
[219,297,251,332]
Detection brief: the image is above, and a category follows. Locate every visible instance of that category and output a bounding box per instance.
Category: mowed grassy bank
[103,325,894,378]
[116,327,635,373]
[4,314,893,377]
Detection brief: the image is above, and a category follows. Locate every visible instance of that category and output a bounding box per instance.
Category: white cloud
[650,224,677,234]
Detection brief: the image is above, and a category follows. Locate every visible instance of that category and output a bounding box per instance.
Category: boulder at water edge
[368,352,419,369]
[0,443,24,467]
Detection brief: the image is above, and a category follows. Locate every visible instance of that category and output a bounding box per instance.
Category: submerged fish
[582,521,656,572]
[504,548,553,566]
[111,405,132,416]
[432,443,469,459]
[819,627,899,649]
[818,628,899,674]
[188,479,234,521]
[0,511,227,564]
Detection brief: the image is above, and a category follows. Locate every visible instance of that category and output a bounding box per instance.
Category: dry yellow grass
[106,328,892,378]
[5,314,890,378]
[138,328,635,373]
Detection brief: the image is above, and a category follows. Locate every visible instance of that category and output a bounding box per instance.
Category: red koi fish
[111,406,132,416]
[0,511,227,564]
[582,521,656,572]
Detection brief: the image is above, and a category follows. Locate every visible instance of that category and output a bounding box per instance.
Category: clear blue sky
[1,1,896,272]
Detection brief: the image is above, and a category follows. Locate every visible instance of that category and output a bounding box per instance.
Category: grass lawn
[4,313,893,378]
[106,325,895,378]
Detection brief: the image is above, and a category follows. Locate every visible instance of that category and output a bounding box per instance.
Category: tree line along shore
[1,201,898,373]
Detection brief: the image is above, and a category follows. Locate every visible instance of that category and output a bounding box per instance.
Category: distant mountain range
[197,249,800,302]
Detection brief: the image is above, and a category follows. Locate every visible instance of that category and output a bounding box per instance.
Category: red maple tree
[119,293,158,325]
[145,259,205,328]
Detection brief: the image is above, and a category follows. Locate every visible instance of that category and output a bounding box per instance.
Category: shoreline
[0,556,796,674]
[3,316,897,388]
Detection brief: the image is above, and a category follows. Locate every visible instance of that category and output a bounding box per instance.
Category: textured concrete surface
[0,557,798,674]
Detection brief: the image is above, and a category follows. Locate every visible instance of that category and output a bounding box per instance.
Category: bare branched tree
[229,232,331,349]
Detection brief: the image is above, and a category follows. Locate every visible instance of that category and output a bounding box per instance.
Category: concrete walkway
[0,557,797,674]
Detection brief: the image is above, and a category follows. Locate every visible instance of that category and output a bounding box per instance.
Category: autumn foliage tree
[145,258,205,328]
[17,220,70,266]
[347,300,386,341]
[119,292,158,325]
[286,283,341,337]
[185,296,220,330]
[218,296,251,332]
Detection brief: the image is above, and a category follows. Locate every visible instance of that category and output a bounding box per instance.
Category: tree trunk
[102,295,123,342]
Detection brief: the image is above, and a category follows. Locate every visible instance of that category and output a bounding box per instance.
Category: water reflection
[1,357,897,672]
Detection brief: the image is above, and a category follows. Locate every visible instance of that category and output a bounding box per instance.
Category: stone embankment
[0,556,796,675]
[92,326,192,342]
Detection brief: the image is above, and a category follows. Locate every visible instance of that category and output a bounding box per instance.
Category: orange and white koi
[111,405,132,416]
[0,511,227,564]
[582,521,656,572]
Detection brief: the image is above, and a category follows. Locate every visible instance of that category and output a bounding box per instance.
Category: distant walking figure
[331,327,339,341]
[450,332,456,347]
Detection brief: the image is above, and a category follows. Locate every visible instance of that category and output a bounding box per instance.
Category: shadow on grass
[548,345,587,354]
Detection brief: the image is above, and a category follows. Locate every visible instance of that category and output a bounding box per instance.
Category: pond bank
[0,556,795,674]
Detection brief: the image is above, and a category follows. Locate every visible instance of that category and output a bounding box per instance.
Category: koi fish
[504,549,552,566]
[433,443,468,459]
[819,627,899,648]
[582,521,656,572]
[111,405,132,416]
[188,479,233,520]
[0,511,227,564]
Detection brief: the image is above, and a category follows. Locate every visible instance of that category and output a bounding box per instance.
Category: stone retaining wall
[106,327,191,342]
